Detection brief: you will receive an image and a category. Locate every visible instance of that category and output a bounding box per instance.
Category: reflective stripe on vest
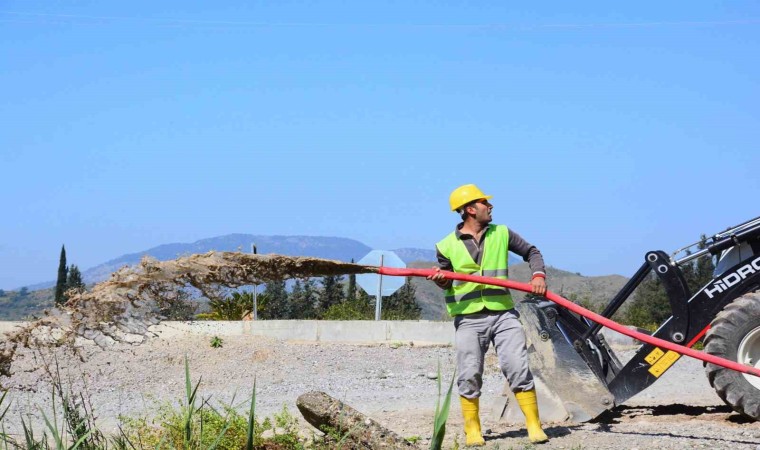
[436,224,513,316]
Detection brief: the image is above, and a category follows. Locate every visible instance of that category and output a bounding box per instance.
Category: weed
[2,355,319,449]
[210,336,224,348]
[430,361,456,450]
[405,435,421,444]
[2,352,459,449]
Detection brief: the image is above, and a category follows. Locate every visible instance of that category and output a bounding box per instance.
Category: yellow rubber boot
[515,389,549,443]
[460,396,485,446]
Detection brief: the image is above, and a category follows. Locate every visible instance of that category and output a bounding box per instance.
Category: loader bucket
[499,298,616,423]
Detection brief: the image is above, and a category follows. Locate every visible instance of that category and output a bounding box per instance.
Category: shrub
[207,291,254,320]
[322,300,373,320]
[122,403,251,450]
[210,336,224,348]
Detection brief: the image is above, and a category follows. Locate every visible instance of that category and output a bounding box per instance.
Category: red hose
[376,267,760,378]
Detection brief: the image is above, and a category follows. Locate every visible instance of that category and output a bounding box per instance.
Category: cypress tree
[260,279,290,319]
[347,258,357,302]
[302,279,319,319]
[291,279,319,319]
[289,280,305,318]
[694,235,716,290]
[66,264,86,295]
[318,275,345,316]
[625,273,669,328]
[382,277,421,320]
[625,235,716,328]
[54,245,68,305]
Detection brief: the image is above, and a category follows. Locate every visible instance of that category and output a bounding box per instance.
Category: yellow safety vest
[436,224,513,316]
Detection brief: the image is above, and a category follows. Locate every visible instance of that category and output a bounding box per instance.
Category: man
[427,183,549,446]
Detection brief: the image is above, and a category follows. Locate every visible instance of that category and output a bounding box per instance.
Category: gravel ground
[2,331,760,449]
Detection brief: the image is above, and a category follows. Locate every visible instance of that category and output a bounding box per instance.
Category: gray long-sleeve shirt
[435,223,545,290]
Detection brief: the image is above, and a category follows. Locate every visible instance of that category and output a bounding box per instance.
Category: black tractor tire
[704,291,760,419]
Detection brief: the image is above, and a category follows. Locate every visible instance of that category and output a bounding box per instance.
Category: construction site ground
[3,332,760,450]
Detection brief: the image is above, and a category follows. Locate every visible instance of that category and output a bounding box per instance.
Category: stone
[296,391,420,449]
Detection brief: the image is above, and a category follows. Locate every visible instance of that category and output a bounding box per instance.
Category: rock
[296,391,420,449]
[426,372,438,380]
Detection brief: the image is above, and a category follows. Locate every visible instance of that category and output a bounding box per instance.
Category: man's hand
[530,277,547,296]
[426,267,447,286]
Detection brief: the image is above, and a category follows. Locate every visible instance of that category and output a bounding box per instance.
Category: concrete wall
[153,320,454,344]
[0,320,645,347]
[0,320,455,345]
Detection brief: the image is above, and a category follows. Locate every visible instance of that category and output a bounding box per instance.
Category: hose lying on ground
[374,267,760,379]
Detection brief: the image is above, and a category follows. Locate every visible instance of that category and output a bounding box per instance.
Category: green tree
[289,279,304,312]
[357,286,371,302]
[382,277,421,320]
[0,289,5,297]
[625,273,670,328]
[567,293,602,314]
[66,264,86,295]
[150,286,198,320]
[691,235,716,291]
[346,259,357,302]
[18,287,29,297]
[317,275,345,317]
[625,244,715,328]
[303,278,319,318]
[324,277,375,320]
[259,279,290,319]
[323,297,373,320]
[55,245,68,306]
[290,279,319,319]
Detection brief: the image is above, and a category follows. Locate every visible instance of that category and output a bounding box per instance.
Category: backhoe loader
[507,216,760,422]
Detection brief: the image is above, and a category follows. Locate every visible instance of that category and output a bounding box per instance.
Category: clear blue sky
[2,1,759,290]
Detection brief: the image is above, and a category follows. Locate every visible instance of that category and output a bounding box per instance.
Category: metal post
[375,254,384,321]
[251,243,258,321]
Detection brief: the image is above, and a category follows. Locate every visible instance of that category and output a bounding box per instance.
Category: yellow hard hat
[449,184,493,211]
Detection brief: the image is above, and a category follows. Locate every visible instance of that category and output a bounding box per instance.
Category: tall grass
[0,357,307,450]
[430,362,455,450]
[0,356,455,449]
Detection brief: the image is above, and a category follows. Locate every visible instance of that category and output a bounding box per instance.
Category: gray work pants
[454,309,534,399]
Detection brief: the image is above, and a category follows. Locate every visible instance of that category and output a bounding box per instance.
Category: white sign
[356,250,406,296]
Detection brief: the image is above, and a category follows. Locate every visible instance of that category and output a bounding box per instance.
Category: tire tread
[705,291,760,419]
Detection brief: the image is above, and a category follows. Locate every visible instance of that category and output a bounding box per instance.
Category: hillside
[0,287,55,320]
